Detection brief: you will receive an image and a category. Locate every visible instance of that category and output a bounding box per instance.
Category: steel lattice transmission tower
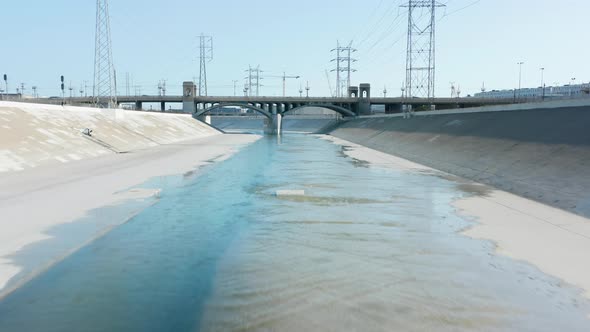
[244,65,262,97]
[331,41,357,98]
[93,0,117,108]
[401,0,444,99]
[198,34,213,96]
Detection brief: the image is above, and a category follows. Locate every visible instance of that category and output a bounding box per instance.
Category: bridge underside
[194,102,357,118]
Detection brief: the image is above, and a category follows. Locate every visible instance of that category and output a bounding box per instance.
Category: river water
[0,134,589,331]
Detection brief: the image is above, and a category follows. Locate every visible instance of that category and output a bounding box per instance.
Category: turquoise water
[0,134,589,331]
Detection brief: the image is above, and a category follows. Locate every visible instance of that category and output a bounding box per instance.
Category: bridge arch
[283,104,356,118]
[194,103,272,119]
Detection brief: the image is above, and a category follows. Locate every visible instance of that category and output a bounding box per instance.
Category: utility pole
[299,83,303,97]
[32,86,38,98]
[402,0,445,99]
[60,75,65,105]
[383,86,387,98]
[570,77,576,96]
[197,34,213,96]
[94,0,117,108]
[69,81,74,99]
[540,67,545,100]
[517,61,524,100]
[331,41,357,97]
[305,81,310,98]
[125,72,130,96]
[232,80,238,96]
[20,83,25,98]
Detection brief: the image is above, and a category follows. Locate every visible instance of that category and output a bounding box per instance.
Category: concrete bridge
[33,81,515,134]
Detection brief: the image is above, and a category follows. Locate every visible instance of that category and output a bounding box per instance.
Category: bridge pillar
[197,115,211,125]
[182,81,196,114]
[359,83,371,115]
[263,113,281,135]
[135,101,143,110]
[160,101,166,112]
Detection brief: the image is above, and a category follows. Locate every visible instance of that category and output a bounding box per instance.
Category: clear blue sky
[1,0,588,97]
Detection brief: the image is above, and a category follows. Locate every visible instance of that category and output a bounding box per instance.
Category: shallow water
[0,134,589,331]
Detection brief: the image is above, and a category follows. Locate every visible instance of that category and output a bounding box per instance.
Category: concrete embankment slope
[330,100,590,217]
[0,101,221,172]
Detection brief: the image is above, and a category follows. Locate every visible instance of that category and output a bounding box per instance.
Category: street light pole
[570,77,576,96]
[540,67,545,100]
[517,61,524,101]
[2,74,7,99]
[232,80,238,96]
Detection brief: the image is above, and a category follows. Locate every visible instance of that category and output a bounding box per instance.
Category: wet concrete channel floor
[0,134,589,331]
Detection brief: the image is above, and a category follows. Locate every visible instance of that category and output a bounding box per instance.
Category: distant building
[0,93,25,101]
[474,83,590,99]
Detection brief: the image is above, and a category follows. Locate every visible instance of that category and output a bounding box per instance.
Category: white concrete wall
[0,102,221,172]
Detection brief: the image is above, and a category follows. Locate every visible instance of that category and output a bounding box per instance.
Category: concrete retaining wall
[0,101,221,172]
[330,104,590,217]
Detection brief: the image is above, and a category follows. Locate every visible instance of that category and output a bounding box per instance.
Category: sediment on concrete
[0,101,221,172]
[329,105,590,217]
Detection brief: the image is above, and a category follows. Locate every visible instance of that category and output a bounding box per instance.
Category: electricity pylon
[93,0,117,108]
[331,41,357,98]
[198,34,213,96]
[401,0,444,99]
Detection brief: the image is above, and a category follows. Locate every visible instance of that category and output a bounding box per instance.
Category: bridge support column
[135,101,143,110]
[263,113,282,135]
[197,115,211,125]
[160,101,166,112]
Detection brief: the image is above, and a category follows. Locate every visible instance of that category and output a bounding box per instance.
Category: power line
[351,0,387,43]
[355,1,401,49]
[439,0,481,20]
[362,9,407,56]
